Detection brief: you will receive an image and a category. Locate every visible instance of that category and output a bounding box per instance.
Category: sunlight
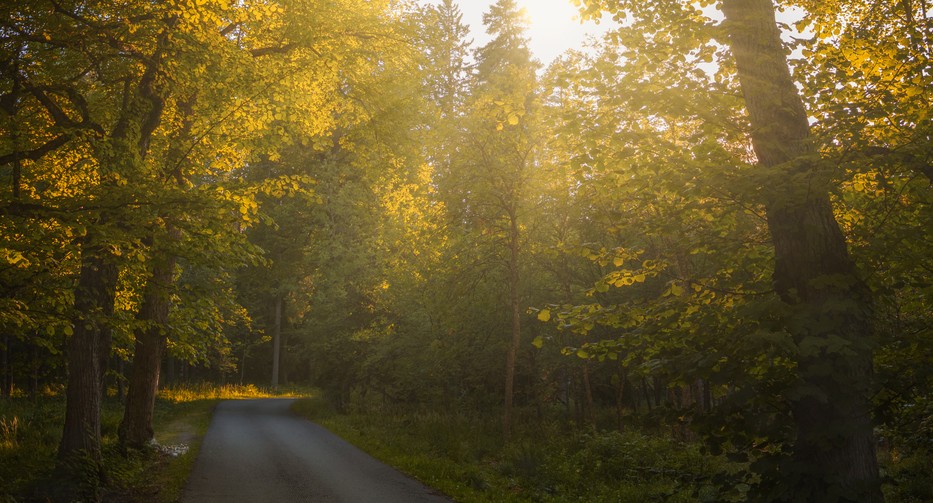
[516,0,590,62]
[517,0,581,35]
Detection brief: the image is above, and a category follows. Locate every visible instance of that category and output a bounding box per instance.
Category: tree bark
[119,245,176,450]
[722,0,882,500]
[58,245,119,465]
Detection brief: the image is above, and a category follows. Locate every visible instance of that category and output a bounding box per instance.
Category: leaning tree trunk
[58,245,119,466]
[722,0,882,500]
[119,243,176,450]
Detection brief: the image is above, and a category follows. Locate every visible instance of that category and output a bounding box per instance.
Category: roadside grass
[291,397,740,503]
[1,384,309,502]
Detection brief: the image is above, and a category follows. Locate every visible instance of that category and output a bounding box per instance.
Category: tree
[461,0,540,440]
[574,0,883,499]
[119,0,405,444]
[721,1,880,499]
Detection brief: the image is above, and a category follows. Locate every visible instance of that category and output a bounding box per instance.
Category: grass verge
[291,397,740,503]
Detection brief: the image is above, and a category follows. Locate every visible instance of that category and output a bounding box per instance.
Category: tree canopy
[1,0,930,501]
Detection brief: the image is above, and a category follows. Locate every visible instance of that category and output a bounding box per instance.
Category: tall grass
[1,415,20,449]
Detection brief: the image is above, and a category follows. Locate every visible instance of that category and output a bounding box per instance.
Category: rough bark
[58,245,119,462]
[119,247,176,450]
[722,0,882,500]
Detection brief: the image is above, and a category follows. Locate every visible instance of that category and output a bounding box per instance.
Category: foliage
[0,0,930,499]
[293,397,740,503]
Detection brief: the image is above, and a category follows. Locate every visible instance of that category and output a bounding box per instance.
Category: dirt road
[181,399,452,502]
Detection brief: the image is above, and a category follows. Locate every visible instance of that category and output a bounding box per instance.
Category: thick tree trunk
[58,246,119,466]
[119,246,176,450]
[502,209,522,442]
[722,0,882,500]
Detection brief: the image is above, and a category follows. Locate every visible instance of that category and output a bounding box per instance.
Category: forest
[0,0,930,501]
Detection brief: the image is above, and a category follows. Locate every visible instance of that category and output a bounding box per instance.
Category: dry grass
[158,383,310,403]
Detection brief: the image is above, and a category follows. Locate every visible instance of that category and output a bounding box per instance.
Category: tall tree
[463,0,539,440]
[721,1,880,499]
[575,0,883,499]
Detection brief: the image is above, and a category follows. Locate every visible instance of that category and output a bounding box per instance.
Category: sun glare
[513,0,608,63]
[518,0,581,33]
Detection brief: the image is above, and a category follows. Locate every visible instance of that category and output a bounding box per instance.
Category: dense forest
[1,0,930,501]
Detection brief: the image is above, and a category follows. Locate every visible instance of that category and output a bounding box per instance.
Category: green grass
[291,397,739,503]
[0,383,311,502]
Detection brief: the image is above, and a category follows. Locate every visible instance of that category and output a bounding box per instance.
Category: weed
[1,416,21,449]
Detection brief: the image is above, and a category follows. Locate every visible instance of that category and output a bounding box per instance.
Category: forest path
[181,398,452,502]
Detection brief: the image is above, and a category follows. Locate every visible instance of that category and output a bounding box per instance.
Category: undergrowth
[293,396,932,503]
[291,397,741,503]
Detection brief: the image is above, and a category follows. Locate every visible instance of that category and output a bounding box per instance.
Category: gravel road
[181,399,452,502]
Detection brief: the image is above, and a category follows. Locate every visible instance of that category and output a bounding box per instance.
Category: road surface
[181,399,452,502]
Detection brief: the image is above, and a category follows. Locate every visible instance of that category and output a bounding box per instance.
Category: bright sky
[419,0,616,65]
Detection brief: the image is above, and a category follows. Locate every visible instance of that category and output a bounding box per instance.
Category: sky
[419,0,616,65]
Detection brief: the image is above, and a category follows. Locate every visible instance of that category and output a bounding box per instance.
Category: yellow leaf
[537,309,551,322]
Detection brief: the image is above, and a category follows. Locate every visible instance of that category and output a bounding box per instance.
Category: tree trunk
[615,364,627,432]
[722,0,882,500]
[58,246,119,468]
[166,355,176,385]
[30,344,38,398]
[116,357,125,403]
[240,347,248,385]
[2,335,10,398]
[582,361,595,427]
[119,246,176,450]
[271,294,282,389]
[502,209,522,442]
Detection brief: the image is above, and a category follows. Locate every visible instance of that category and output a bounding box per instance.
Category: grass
[291,397,740,503]
[291,397,932,503]
[0,383,310,502]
